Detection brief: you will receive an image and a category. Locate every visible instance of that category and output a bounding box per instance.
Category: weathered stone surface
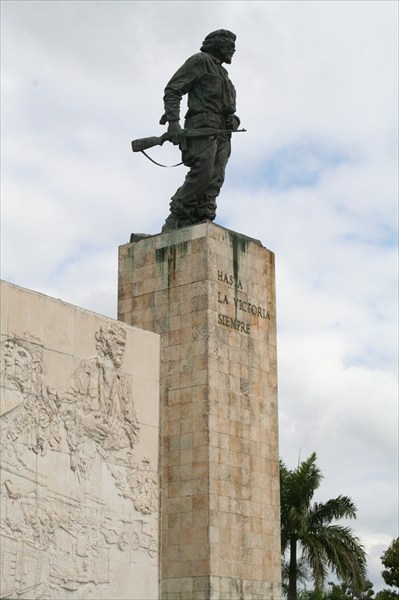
[118,221,281,599]
[0,280,160,600]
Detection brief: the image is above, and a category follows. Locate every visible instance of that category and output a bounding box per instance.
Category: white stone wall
[0,280,160,600]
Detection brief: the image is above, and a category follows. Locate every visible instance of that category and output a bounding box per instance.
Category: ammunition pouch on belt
[185,112,227,130]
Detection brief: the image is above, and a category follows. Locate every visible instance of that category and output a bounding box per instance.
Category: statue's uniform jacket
[161,52,239,230]
[163,51,237,124]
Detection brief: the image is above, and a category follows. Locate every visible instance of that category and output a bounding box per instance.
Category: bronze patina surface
[158,30,240,232]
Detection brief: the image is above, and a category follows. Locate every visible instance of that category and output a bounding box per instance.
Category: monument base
[118,221,281,600]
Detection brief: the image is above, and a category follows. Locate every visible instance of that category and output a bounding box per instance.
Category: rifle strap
[140,135,218,168]
[140,149,183,168]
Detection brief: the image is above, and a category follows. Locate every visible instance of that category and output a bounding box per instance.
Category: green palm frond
[310,496,357,525]
[280,452,368,600]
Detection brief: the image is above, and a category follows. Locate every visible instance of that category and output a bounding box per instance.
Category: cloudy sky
[1,0,397,592]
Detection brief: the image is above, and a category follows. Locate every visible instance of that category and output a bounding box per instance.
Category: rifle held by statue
[131,128,246,153]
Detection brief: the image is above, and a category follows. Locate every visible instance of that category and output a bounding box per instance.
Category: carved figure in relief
[1,333,43,405]
[1,328,158,517]
[0,333,62,458]
[107,456,158,515]
[60,324,140,480]
[0,324,159,599]
[1,476,158,598]
[132,456,158,514]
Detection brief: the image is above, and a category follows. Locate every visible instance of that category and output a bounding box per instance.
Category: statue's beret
[204,29,236,42]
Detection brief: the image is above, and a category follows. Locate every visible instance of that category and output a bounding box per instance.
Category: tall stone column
[118,222,281,600]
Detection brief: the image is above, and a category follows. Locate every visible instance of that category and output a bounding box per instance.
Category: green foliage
[291,580,376,599]
[374,538,399,599]
[280,452,367,600]
[326,580,375,599]
[297,590,325,600]
[380,539,399,590]
[375,591,399,599]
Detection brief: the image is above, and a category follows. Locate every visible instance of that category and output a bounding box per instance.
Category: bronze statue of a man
[160,29,239,232]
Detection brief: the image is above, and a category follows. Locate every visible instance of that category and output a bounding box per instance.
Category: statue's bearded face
[217,39,236,64]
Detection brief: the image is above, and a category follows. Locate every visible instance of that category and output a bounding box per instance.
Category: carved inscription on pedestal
[216,270,271,335]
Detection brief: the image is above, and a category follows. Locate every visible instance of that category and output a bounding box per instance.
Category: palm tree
[282,555,312,597]
[280,452,367,600]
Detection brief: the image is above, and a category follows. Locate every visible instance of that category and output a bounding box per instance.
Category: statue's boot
[161,213,179,232]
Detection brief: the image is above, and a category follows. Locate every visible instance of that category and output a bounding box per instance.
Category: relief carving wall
[0,282,160,600]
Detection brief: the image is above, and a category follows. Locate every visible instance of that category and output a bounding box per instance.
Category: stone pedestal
[118,222,281,600]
